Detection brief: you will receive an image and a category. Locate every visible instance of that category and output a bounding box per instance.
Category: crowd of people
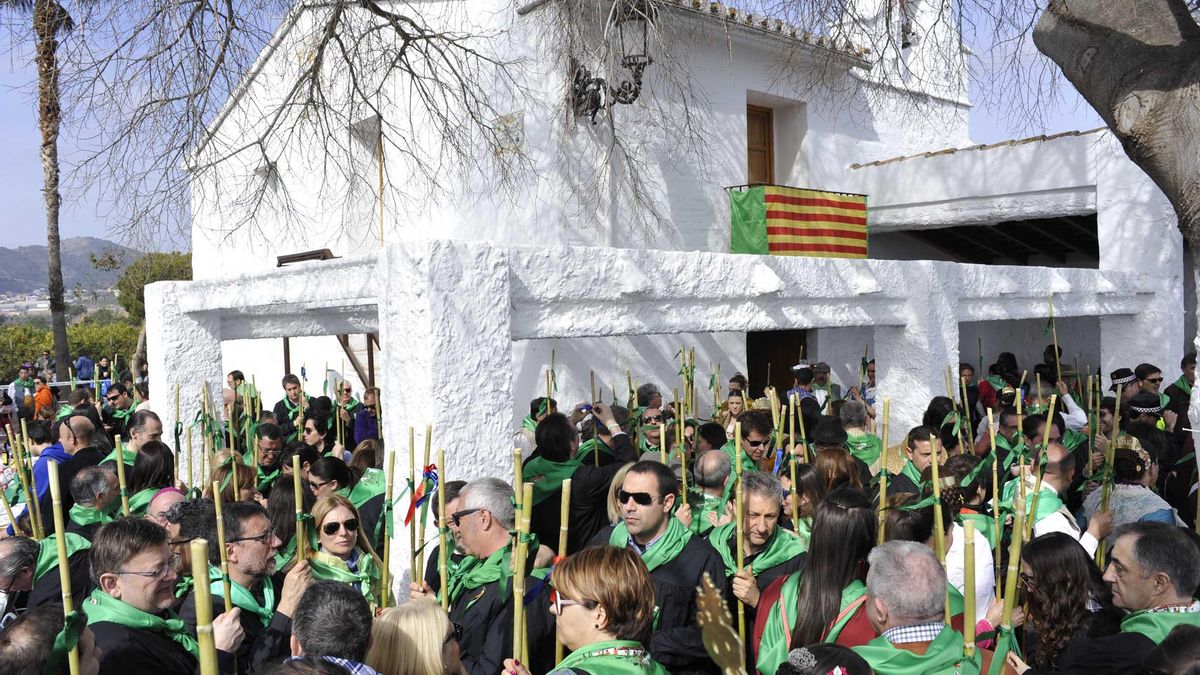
[0,346,1196,675]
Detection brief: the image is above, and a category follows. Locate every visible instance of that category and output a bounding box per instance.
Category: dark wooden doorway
[745,329,808,399]
[747,105,775,185]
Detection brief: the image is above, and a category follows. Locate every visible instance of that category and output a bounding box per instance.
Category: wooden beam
[336,335,371,390]
[366,336,376,390]
[283,337,292,376]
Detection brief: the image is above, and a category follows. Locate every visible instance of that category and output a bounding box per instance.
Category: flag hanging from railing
[729,185,868,258]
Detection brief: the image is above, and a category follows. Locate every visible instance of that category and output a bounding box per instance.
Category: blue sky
[0,35,1104,249]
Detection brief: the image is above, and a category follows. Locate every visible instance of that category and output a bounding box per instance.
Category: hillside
[0,237,142,295]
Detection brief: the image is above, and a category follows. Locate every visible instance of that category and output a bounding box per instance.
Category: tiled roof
[849,127,1108,169]
[659,0,870,60]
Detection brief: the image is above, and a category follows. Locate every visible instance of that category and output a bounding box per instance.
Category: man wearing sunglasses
[637,407,666,455]
[101,383,136,444]
[719,409,773,474]
[594,460,725,675]
[87,518,245,674]
[179,501,312,673]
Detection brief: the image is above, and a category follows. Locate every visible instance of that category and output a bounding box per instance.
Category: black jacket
[28,547,92,609]
[36,446,103,537]
[449,568,554,675]
[272,399,304,442]
[91,617,234,675]
[590,524,727,675]
[1025,627,1154,675]
[526,432,638,555]
[357,493,385,551]
[423,543,465,593]
[178,571,292,674]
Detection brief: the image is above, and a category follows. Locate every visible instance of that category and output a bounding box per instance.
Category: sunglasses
[322,519,358,536]
[641,415,664,424]
[1145,377,1164,384]
[618,490,655,506]
[450,508,482,527]
[107,395,121,402]
[445,622,464,644]
[745,439,770,448]
[1019,571,1035,588]
[549,588,594,615]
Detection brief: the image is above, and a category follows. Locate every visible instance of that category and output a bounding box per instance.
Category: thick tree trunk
[35,0,70,382]
[132,322,147,383]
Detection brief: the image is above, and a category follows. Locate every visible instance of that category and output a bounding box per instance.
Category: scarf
[339,398,362,414]
[1062,428,1089,453]
[521,416,537,432]
[257,466,281,492]
[957,508,996,550]
[309,550,378,604]
[210,565,276,627]
[576,437,614,462]
[127,487,159,516]
[853,626,979,675]
[719,440,759,475]
[85,590,199,661]
[101,446,137,467]
[1000,477,1063,524]
[844,433,883,467]
[348,468,388,509]
[898,459,923,487]
[608,517,692,573]
[687,491,727,536]
[175,575,194,599]
[1172,375,1193,397]
[756,576,867,675]
[524,454,584,506]
[985,375,1007,391]
[793,515,812,549]
[274,536,297,571]
[441,544,511,607]
[68,503,113,528]
[111,406,134,425]
[1120,604,1200,643]
[709,523,807,577]
[555,640,668,675]
[34,532,91,581]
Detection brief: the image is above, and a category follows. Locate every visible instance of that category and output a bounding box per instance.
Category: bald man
[38,416,105,534]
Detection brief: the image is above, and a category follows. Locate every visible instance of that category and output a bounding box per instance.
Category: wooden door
[747,105,775,185]
[745,329,807,400]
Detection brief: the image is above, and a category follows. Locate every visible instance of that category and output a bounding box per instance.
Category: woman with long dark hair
[789,463,825,546]
[753,488,876,675]
[1004,532,1122,674]
[126,440,175,515]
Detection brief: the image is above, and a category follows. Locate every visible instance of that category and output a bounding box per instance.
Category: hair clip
[787,647,817,671]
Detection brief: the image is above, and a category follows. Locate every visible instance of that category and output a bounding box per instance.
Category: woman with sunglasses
[366,600,467,675]
[308,456,386,550]
[504,545,666,675]
[308,493,386,607]
[1003,532,1122,674]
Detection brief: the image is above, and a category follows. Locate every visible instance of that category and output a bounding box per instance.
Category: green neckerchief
[441,543,510,607]
[309,550,379,603]
[898,459,923,487]
[1000,477,1064,523]
[853,625,980,675]
[525,453,584,506]
[718,440,759,474]
[845,432,883,467]
[257,465,281,492]
[988,624,1020,675]
[793,515,812,549]
[609,517,693,572]
[111,406,134,424]
[709,523,807,577]
[1062,428,1089,452]
[34,532,91,581]
[1159,392,1171,410]
[948,584,965,618]
[68,503,114,528]
[521,416,537,432]
[127,487,158,516]
[348,468,387,509]
[175,575,194,599]
[55,403,73,421]
[339,398,362,414]
[638,433,662,456]
[209,564,276,627]
[756,575,867,675]
[12,377,34,395]
[687,490,727,536]
[958,508,996,550]
[1120,605,1200,643]
[273,536,297,570]
[985,375,1007,391]
[1172,375,1193,397]
[235,382,258,400]
[577,437,614,462]
[555,640,668,675]
[85,589,199,661]
[101,446,137,467]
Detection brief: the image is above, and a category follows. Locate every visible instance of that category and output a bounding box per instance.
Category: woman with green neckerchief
[125,441,176,516]
[754,489,877,675]
[307,493,388,608]
[205,451,265,506]
[504,545,666,675]
[308,455,387,550]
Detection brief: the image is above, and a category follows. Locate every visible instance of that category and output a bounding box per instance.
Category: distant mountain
[0,237,143,295]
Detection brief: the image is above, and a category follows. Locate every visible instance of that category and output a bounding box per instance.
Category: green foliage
[0,318,139,384]
[115,252,192,321]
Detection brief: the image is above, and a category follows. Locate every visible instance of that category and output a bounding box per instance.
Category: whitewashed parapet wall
[146,239,1163,584]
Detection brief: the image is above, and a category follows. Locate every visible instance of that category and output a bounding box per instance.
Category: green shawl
[608,517,692,572]
[709,523,807,577]
[257,466,281,492]
[440,543,512,608]
[577,437,614,462]
[209,564,276,627]
[1000,478,1064,524]
[521,416,537,432]
[85,589,199,661]
[68,503,114,528]
[555,640,668,675]
[958,509,997,550]
[687,490,728,537]
[101,446,137,467]
[127,487,159,516]
[853,626,980,675]
[1120,606,1200,643]
[756,575,868,675]
[1172,376,1192,397]
[719,440,759,475]
[898,459,923,487]
[347,468,387,509]
[845,433,883,468]
[34,532,91,581]
[525,454,583,506]
[309,550,379,604]
[273,536,297,571]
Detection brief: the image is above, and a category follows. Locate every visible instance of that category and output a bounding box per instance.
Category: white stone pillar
[378,240,514,585]
[145,280,225,480]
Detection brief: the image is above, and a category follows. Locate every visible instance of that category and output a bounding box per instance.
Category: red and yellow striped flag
[730,185,868,258]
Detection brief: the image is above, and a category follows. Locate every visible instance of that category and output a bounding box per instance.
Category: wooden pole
[513,482,532,663]
[381,451,396,610]
[47,462,80,675]
[555,478,573,664]
[963,519,977,658]
[734,466,746,649]
[190,539,220,675]
[877,398,891,546]
[211,482,233,614]
[409,427,418,574]
[186,428,194,490]
[1001,500,1027,627]
[293,456,307,561]
[416,425,432,574]
[438,448,449,610]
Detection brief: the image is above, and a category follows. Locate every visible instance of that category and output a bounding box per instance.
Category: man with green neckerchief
[86,517,244,674]
[718,409,774,475]
[1000,441,1111,558]
[678,449,733,536]
[515,396,557,461]
[888,426,940,497]
[591,461,726,675]
[64,466,119,540]
[179,500,311,673]
[852,541,1008,674]
[272,374,313,444]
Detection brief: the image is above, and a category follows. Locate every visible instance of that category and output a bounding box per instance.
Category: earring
[594,624,600,629]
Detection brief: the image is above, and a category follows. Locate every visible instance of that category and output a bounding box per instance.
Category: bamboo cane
[410,428,418,574]
[734,469,746,649]
[381,451,396,610]
[960,373,973,453]
[46,462,80,674]
[659,422,667,463]
[987,409,1002,596]
[788,395,799,526]
[293,456,307,561]
[186,428,194,490]
[9,427,40,538]
[513,449,524,551]
[190,539,220,675]
[513,483,531,663]
[963,519,977,658]
[1097,385,1123,567]
[1049,296,1062,384]
[1001,500,1027,627]
[555,478,573,664]
[796,401,809,464]
[438,448,449,610]
[0,490,21,537]
[115,437,131,517]
[23,435,45,539]
[1025,395,1057,541]
[211,482,233,615]
[877,398,891,546]
[930,438,949,625]
[417,426,432,574]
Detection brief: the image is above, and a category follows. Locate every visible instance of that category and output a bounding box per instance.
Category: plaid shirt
[288,657,381,675]
[882,621,946,645]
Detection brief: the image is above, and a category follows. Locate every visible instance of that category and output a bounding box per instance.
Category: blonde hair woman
[203,451,263,505]
[309,492,388,606]
[606,463,635,525]
[365,600,466,675]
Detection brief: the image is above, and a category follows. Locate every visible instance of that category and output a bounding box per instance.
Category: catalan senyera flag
[729,185,868,258]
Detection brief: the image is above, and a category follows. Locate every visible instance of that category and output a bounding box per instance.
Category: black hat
[810,415,848,446]
[1127,391,1163,416]
[1109,368,1136,392]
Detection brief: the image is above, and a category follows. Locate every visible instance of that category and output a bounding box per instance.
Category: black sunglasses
[450,508,482,527]
[322,519,358,536]
[445,622,464,644]
[618,490,654,506]
[745,439,770,448]
[107,395,121,402]
[641,415,664,424]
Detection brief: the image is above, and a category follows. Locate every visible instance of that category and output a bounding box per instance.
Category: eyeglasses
[444,622,464,644]
[107,395,121,402]
[450,508,482,527]
[168,537,195,549]
[617,490,654,506]
[1019,571,1035,588]
[308,479,331,492]
[641,415,664,424]
[1145,377,1164,384]
[322,519,359,536]
[117,554,181,581]
[745,439,770,448]
[550,588,595,615]
[228,530,275,545]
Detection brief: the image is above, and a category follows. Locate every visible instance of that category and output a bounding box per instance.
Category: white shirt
[947,521,994,626]
[1058,394,1088,431]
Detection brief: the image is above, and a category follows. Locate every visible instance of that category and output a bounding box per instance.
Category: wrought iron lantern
[571,0,657,123]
